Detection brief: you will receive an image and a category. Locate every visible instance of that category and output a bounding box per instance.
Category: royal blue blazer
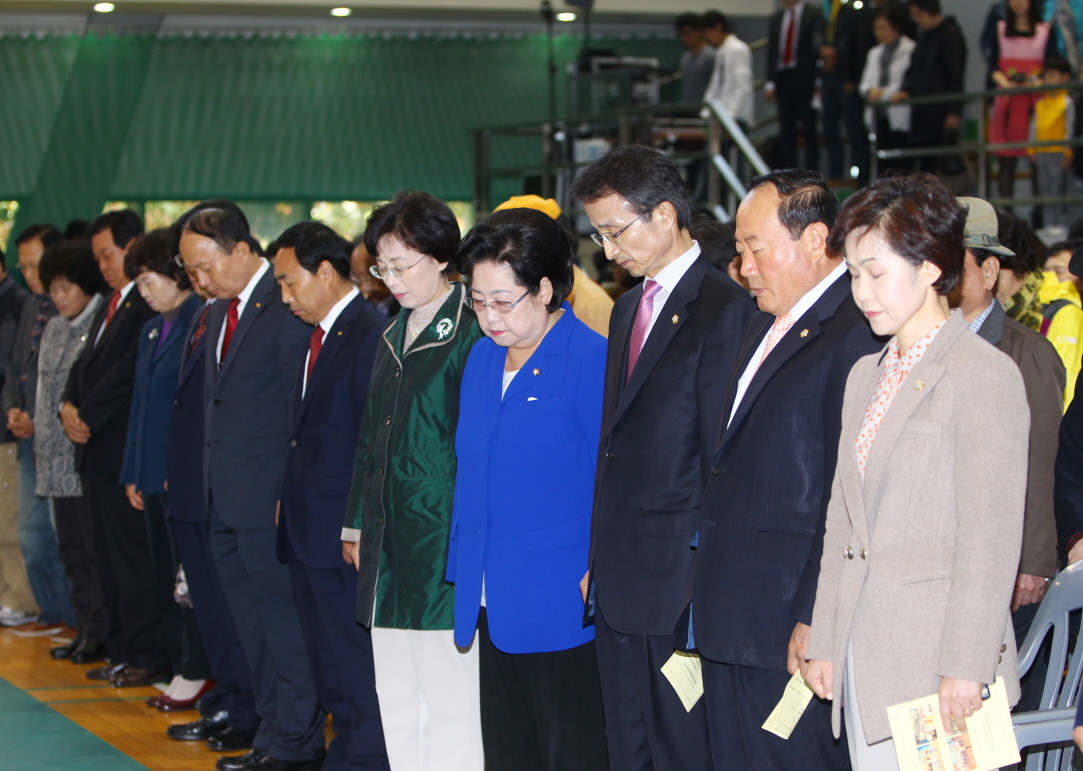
[448,304,606,653]
[121,294,201,495]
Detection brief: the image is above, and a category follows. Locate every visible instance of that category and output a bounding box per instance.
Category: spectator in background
[1054,247,1083,570]
[896,0,967,173]
[767,0,826,171]
[689,215,748,290]
[351,236,399,317]
[677,13,717,104]
[833,0,887,185]
[1046,239,1083,294]
[860,4,916,174]
[1030,57,1077,230]
[703,11,754,128]
[997,209,1048,331]
[5,224,75,647]
[821,0,857,183]
[1037,249,1083,407]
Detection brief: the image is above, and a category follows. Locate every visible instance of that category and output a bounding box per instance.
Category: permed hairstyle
[363,190,460,276]
[124,228,192,289]
[39,239,109,296]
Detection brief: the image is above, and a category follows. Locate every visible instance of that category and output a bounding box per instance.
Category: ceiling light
[93,2,115,11]
[330,7,351,16]
[556,11,577,21]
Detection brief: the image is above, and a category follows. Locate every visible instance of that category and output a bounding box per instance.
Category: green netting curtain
[0,29,678,232]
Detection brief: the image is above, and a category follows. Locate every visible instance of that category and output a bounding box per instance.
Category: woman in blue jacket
[449,207,608,771]
[119,229,208,711]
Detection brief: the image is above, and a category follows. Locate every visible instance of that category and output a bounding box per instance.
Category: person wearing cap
[948,197,1063,672]
[492,196,613,338]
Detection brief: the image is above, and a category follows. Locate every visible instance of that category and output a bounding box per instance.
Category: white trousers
[371,627,484,771]
[844,638,899,771]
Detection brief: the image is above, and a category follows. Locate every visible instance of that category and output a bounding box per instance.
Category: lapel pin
[800,329,809,338]
[255,302,262,308]
[671,314,679,324]
[125,301,131,307]
[148,328,159,340]
[533,368,540,376]
[337,330,343,336]
[915,380,925,391]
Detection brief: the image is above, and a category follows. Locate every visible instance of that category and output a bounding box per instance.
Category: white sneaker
[0,606,37,627]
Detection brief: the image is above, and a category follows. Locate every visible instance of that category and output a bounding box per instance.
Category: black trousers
[81,473,168,670]
[701,657,850,771]
[594,603,712,771]
[478,609,608,771]
[52,495,108,642]
[143,493,210,681]
[171,517,257,729]
[774,70,819,173]
[289,557,389,771]
[208,502,324,762]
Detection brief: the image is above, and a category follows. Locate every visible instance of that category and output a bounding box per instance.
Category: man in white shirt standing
[703,11,754,129]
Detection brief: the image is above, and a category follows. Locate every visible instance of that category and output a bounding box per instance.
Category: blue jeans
[17,438,75,626]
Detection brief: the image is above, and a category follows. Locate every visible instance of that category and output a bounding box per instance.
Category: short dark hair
[457,208,574,314]
[1047,238,1083,258]
[182,203,264,257]
[124,228,191,289]
[675,12,705,30]
[996,209,1044,277]
[875,2,910,32]
[87,210,143,250]
[63,220,88,239]
[14,224,62,249]
[39,239,109,297]
[749,169,840,239]
[1046,56,1073,76]
[572,145,692,231]
[702,10,730,32]
[170,199,250,257]
[908,0,941,15]
[689,216,738,272]
[828,172,965,295]
[969,248,1001,268]
[364,190,460,276]
[272,221,352,279]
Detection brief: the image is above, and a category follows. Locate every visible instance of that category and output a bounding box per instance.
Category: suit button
[394,369,401,378]
[290,440,297,448]
[378,466,384,474]
[712,465,723,475]
[174,399,180,406]
[377,516,384,525]
[206,441,211,448]
[214,399,222,406]
[1000,644,1007,652]
[859,549,866,559]
[998,655,1002,663]
[844,546,853,559]
[385,417,391,426]
[605,451,615,459]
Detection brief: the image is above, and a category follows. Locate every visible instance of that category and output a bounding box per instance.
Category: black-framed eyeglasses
[369,255,426,281]
[590,213,647,248]
[463,290,530,314]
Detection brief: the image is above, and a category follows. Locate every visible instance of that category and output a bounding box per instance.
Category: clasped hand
[60,402,90,444]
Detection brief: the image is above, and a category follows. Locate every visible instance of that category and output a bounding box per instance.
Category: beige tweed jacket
[806,310,1029,744]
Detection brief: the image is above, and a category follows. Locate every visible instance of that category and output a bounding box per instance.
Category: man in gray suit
[178,203,323,771]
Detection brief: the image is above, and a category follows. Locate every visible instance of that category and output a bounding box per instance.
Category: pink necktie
[758,312,795,367]
[626,280,663,382]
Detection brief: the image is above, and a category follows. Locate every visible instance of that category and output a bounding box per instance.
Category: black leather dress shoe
[70,639,106,664]
[249,753,324,771]
[86,662,126,681]
[50,635,82,660]
[207,727,257,752]
[166,711,229,741]
[215,749,266,771]
[111,666,170,688]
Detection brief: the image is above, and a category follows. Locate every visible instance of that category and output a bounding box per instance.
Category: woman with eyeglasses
[342,190,484,771]
[447,208,608,771]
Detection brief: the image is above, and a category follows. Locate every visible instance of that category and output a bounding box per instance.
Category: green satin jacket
[345,283,482,630]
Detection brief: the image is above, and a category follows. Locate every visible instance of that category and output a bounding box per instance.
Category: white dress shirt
[704,34,754,125]
[641,241,702,341]
[728,260,848,426]
[94,281,135,346]
[302,287,358,399]
[217,258,270,364]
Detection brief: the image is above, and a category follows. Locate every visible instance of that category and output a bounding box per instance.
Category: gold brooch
[800,329,809,338]
[671,315,679,324]
[533,368,540,376]
[255,302,262,308]
[915,380,925,391]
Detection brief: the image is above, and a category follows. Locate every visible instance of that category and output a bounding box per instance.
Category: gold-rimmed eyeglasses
[463,290,530,314]
[369,255,427,281]
[589,213,647,248]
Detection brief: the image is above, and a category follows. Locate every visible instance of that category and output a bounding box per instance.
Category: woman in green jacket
[342,191,484,771]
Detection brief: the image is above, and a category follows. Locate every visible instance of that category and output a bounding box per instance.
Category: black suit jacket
[62,287,156,477]
[277,292,385,568]
[1055,370,1083,565]
[688,272,880,671]
[167,301,212,524]
[203,266,311,529]
[767,2,825,97]
[589,253,755,636]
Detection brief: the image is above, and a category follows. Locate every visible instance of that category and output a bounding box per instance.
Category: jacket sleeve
[1055,374,1083,561]
[858,45,878,99]
[1,297,34,414]
[805,467,849,663]
[1047,304,1083,407]
[72,315,144,433]
[939,357,1028,683]
[344,364,380,532]
[119,333,153,487]
[944,26,968,117]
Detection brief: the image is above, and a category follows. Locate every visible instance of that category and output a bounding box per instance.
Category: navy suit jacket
[688,272,880,671]
[448,306,607,653]
[203,266,310,529]
[277,292,386,568]
[167,300,213,524]
[588,253,756,637]
[121,294,201,495]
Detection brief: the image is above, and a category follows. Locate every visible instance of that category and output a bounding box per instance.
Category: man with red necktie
[60,210,164,687]
[575,146,754,771]
[272,221,389,771]
[766,0,826,171]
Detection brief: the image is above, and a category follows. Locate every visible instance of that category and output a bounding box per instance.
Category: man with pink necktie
[575,145,754,771]
[683,170,879,771]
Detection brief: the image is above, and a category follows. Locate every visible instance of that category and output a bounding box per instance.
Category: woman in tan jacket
[803,174,1030,768]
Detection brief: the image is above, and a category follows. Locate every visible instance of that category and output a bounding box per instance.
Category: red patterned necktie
[188,304,210,358]
[782,9,796,68]
[307,326,325,382]
[219,298,240,362]
[104,291,121,326]
[626,279,663,383]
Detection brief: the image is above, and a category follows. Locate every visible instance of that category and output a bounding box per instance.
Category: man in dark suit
[688,171,878,770]
[574,146,755,771]
[60,210,167,687]
[178,205,323,771]
[766,0,826,172]
[273,222,389,771]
